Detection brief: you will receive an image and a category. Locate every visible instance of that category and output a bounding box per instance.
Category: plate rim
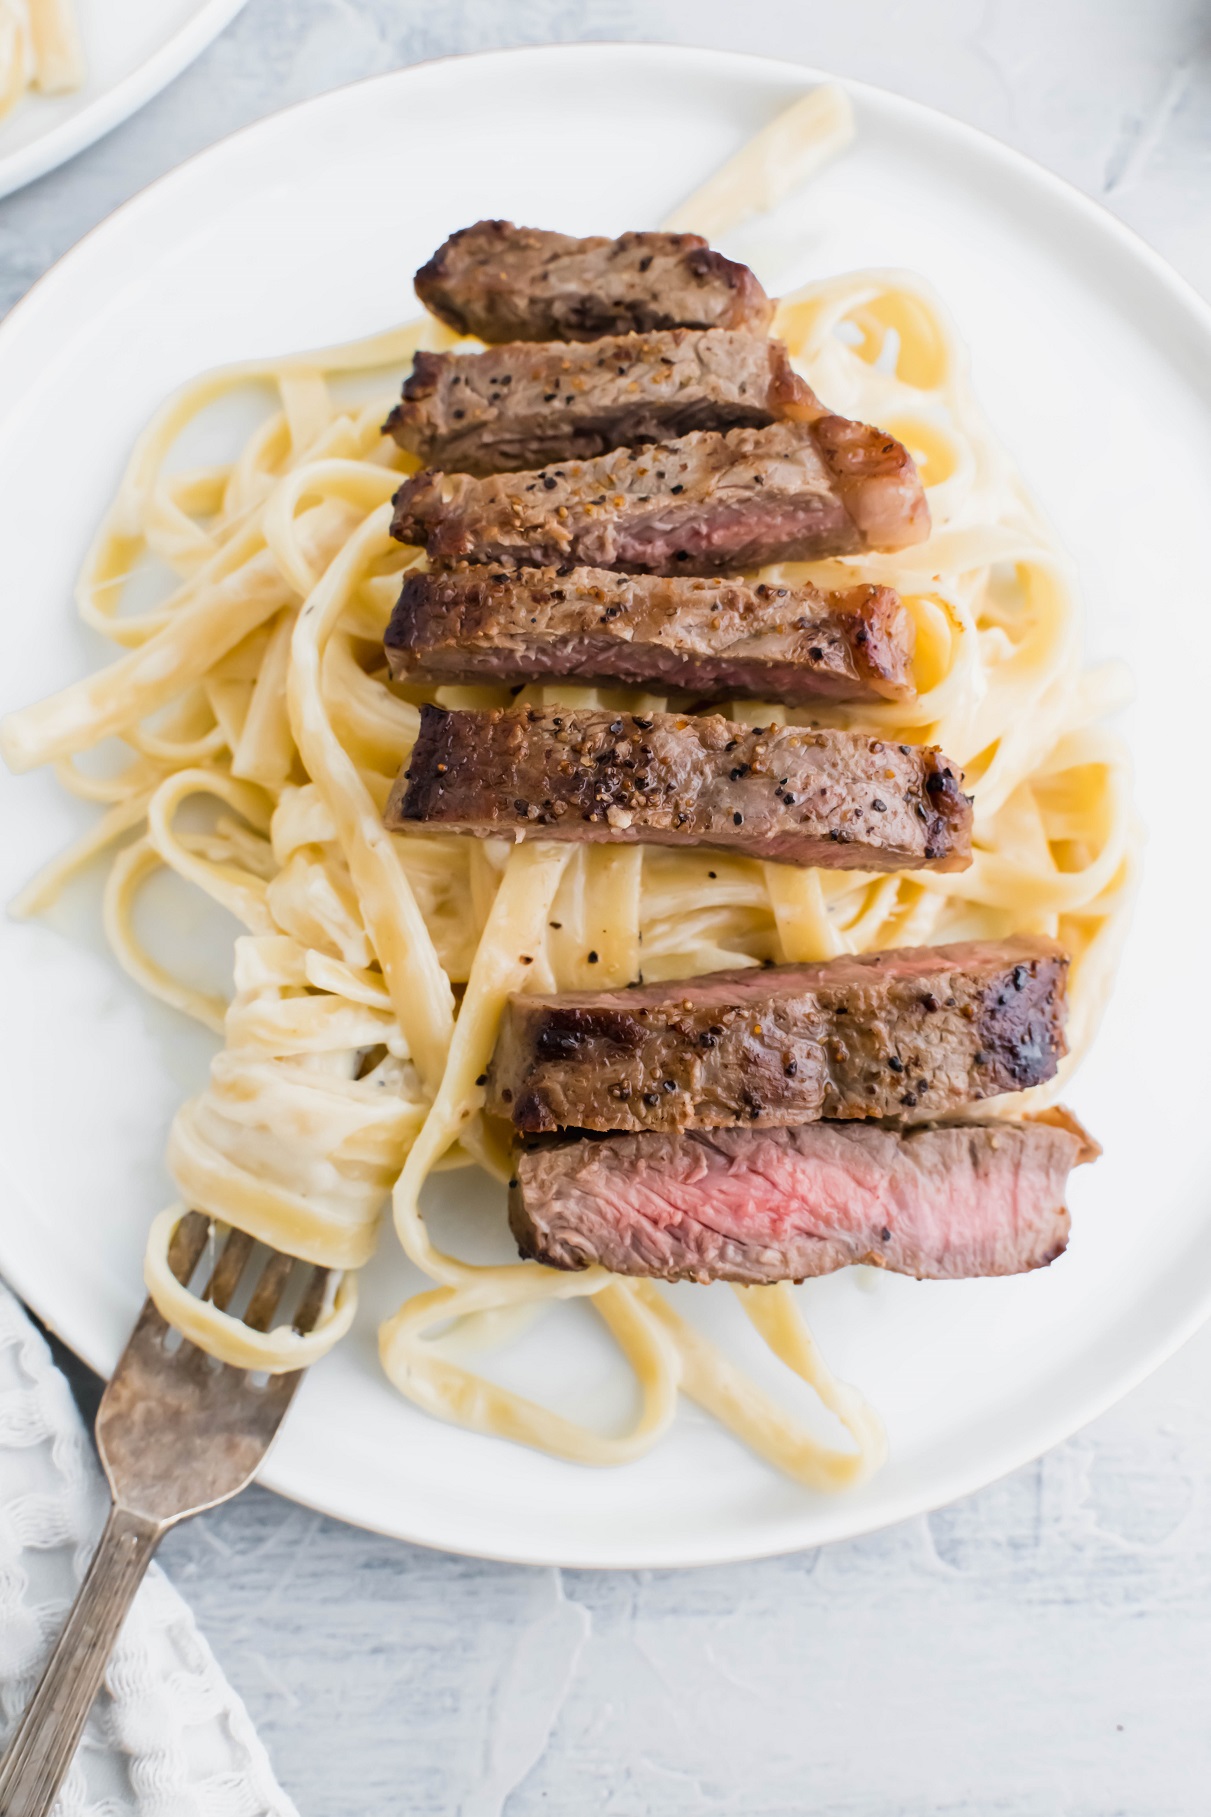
[0,0,249,201]
[2,38,1209,1567]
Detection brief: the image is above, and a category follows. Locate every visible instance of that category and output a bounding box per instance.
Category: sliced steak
[487,938,1068,1134]
[509,1110,1100,1284]
[384,565,914,704]
[415,220,774,343]
[387,707,970,871]
[391,420,929,571]
[385,330,817,476]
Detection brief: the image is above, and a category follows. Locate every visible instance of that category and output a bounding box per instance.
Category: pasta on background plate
[0,0,83,118]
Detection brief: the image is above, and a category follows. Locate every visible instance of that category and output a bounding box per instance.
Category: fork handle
[0,1503,165,1816]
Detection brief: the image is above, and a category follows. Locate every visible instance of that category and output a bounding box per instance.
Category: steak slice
[415,220,774,343]
[509,1110,1100,1284]
[391,420,929,572]
[384,565,914,704]
[384,330,817,476]
[386,707,970,871]
[487,938,1068,1134]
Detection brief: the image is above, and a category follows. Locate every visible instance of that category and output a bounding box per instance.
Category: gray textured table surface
[7,3,1211,1812]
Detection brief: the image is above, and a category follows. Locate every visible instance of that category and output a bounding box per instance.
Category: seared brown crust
[811,414,933,551]
[509,1114,1094,1283]
[1025,1103,1103,1166]
[414,220,774,343]
[387,706,971,871]
[390,420,929,572]
[384,565,915,704]
[384,330,818,476]
[487,937,1069,1134]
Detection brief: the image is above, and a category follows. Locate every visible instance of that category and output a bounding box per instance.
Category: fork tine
[167,1211,211,1286]
[165,1214,328,1348]
[292,1267,329,1336]
[242,1250,295,1333]
[204,1228,255,1312]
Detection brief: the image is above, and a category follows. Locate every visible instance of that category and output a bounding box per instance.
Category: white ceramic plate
[1,44,1209,1569]
[0,0,247,199]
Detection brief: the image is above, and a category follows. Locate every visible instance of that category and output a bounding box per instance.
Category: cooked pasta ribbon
[0,0,83,118]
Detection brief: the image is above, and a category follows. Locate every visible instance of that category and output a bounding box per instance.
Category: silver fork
[0,1213,325,1817]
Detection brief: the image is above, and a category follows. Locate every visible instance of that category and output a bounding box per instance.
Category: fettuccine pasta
[0,0,83,118]
[1,191,1134,1490]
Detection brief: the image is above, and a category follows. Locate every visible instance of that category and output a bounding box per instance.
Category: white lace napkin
[0,1283,298,1817]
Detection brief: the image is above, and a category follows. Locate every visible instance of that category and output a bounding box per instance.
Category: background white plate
[0,0,247,199]
[0,43,1208,1569]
